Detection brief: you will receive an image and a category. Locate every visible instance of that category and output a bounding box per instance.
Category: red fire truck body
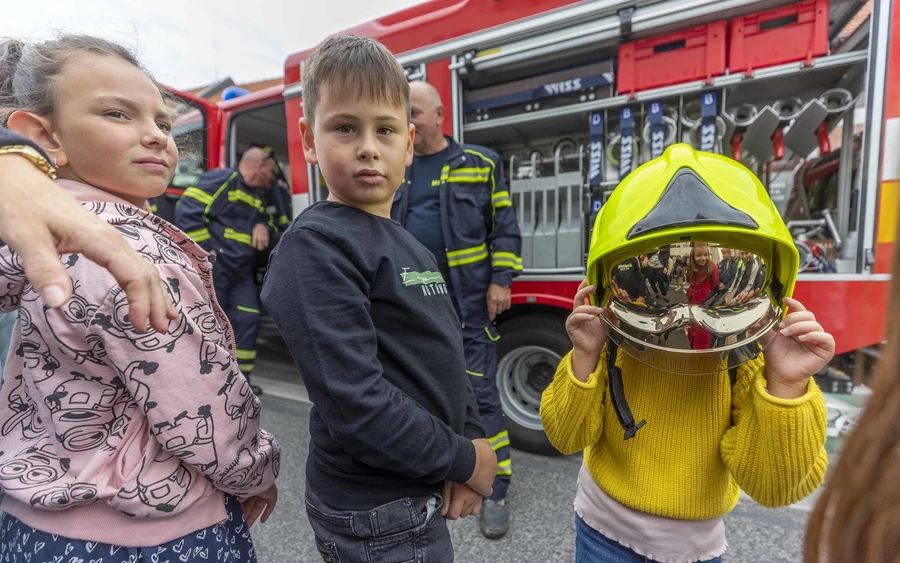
[170,0,897,452]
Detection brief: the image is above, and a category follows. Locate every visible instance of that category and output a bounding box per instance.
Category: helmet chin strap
[606,340,647,440]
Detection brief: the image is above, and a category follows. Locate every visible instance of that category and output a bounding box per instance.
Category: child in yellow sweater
[541,145,832,563]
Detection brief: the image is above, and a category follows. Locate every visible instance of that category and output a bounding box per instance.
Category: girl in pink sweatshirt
[0,35,279,561]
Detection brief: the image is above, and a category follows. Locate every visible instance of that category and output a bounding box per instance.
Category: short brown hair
[301,35,409,125]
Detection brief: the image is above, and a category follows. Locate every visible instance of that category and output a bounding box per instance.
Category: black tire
[496,314,571,457]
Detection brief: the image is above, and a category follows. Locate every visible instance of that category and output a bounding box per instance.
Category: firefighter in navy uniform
[393,81,523,539]
[174,147,276,396]
[250,145,293,271]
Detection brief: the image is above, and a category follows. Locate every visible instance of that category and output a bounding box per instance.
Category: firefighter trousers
[463,322,511,500]
[647,267,669,297]
[212,258,260,381]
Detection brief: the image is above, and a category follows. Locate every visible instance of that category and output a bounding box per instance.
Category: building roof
[182,76,283,104]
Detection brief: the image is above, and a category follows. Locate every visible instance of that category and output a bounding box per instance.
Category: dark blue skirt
[0,494,255,562]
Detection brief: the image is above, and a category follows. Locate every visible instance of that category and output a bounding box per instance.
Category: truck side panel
[875,0,900,274]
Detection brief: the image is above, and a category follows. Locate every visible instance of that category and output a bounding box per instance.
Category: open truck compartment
[455,0,871,278]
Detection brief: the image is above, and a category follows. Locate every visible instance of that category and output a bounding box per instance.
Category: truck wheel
[496,314,570,456]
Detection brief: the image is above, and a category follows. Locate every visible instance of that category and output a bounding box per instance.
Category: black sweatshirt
[612,257,648,301]
[260,201,485,510]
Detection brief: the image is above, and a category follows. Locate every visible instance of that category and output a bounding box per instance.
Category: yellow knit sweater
[540,345,828,520]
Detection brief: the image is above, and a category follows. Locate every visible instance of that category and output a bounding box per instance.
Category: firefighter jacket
[392,137,522,327]
[175,168,274,267]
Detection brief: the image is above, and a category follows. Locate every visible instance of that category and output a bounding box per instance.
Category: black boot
[479,498,510,539]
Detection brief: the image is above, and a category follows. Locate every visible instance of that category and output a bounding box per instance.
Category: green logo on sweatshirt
[401,268,448,296]
[401,269,444,286]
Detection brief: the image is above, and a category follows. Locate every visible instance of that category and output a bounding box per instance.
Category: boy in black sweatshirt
[260,36,496,562]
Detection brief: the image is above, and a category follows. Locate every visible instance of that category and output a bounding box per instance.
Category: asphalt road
[248,386,817,563]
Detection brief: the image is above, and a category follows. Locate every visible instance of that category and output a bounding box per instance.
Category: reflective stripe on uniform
[489,430,510,451]
[278,215,290,226]
[437,164,451,184]
[228,190,266,213]
[206,172,240,217]
[236,306,260,314]
[224,228,253,246]
[463,150,496,186]
[238,362,255,372]
[186,228,211,243]
[484,327,501,342]
[236,349,257,360]
[466,369,484,377]
[182,187,213,206]
[492,251,523,271]
[447,166,492,183]
[447,244,489,267]
[491,190,512,208]
[497,458,512,476]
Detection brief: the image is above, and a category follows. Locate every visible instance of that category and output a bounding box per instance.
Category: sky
[2,0,425,90]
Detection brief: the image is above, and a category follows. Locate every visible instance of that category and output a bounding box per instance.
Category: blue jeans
[576,514,722,563]
[305,487,453,563]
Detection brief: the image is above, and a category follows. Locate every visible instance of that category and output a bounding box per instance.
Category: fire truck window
[170,105,206,189]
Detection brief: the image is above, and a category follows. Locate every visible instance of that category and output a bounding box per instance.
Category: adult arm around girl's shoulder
[719,355,828,507]
[540,346,609,455]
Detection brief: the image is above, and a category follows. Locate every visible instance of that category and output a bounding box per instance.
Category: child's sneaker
[479,498,510,539]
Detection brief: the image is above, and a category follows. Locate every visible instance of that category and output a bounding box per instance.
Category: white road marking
[254,375,311,404]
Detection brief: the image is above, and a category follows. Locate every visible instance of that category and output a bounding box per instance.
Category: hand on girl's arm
[762,297,835,400]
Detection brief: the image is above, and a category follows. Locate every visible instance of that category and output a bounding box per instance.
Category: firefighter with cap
[392,81,523,539]
[175,147,277,396]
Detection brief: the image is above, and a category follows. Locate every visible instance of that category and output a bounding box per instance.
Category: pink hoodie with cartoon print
[0,180,280,546]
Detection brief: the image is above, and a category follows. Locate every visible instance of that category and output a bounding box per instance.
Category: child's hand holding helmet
[762,297,835,399]
[567,280,611,382]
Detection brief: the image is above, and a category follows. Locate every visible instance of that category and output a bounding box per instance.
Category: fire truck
[168,0,897,454]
